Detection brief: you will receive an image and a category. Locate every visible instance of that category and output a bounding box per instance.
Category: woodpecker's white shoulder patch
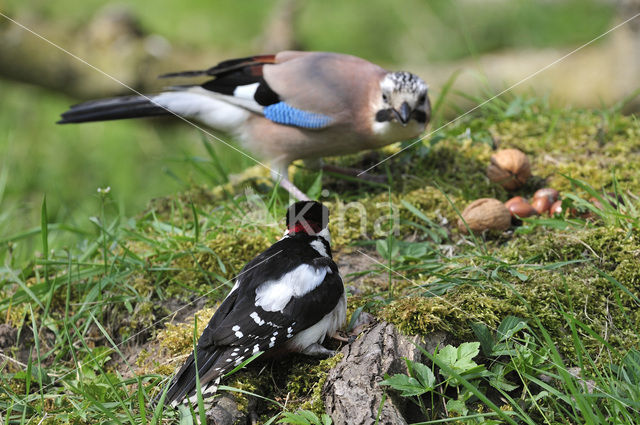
[254,264,330,312]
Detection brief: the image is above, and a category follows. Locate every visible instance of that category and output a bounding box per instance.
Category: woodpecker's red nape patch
[288,220,323,235]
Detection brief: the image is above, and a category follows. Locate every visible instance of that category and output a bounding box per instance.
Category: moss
[285,353,344,415]
[156,307,217,357]
[167,230,273,299]
[118,300,157,340]
[380,287,526,339]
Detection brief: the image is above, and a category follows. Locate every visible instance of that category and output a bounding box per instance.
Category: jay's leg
[304,158,386,183]
[270,163,310,201]
[322,164,387,183]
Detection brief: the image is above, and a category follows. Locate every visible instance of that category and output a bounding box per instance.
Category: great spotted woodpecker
[163,201,346,406]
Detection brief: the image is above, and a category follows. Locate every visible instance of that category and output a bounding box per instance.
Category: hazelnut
[506,200,538,218]
[531,196,552,215]
[487,149,532,190]
[589,197,604,210]
[581,197,604,220]
[533,188,559,203]
[504,196,527,209]
[458,198,511,234]
[550,200,564,216]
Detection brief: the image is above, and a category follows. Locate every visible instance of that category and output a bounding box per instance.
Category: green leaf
[470,322,495,356]
[458,342,480,364]
[445,398,468,416]
[496,316,528,342]
[435,344,457,366]
[177,405,194,425]
[435,343,481,384]
[298,410,321,424]
[379,374,427,397]
[409,360,436,390]
[489,371,520,392]
[278,410,318,425]
[375,238,398,260]
[321,414,332,425]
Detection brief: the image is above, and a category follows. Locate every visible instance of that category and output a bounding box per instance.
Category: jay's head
[375,71,430,133]
[285,201,330,238]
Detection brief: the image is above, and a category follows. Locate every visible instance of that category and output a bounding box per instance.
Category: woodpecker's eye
[382,93,389,103]
[418,94,426,104]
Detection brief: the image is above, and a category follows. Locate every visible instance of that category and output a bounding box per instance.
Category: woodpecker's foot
[300,343,335,358]
[330,333,350,343]
[322,164,387,183]
[349,311,376,337]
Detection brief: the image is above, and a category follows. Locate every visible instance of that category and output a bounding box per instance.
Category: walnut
[458,198,511,234]
[487,149,531,190]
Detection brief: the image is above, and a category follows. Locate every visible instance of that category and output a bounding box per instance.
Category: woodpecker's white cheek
[317,228,331,244]
[310,240,328,257]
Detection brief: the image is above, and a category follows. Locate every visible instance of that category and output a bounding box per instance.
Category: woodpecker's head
[286,201,329,237]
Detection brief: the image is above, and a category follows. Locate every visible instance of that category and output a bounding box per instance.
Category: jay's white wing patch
[233,82,261,100]
[254,264,330,312]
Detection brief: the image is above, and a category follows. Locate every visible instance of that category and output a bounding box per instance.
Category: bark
[205,392,255,425]
[322,321,449,425]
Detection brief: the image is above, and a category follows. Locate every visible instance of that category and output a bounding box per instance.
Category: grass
[1,92,639,423]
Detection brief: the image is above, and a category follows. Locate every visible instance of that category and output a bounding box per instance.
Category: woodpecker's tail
[161,348,226,407]
[57,95,171,124]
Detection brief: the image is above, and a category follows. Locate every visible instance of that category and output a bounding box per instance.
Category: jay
[58,51,431,200]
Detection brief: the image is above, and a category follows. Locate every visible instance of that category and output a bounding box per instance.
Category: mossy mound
[380,223,640,367]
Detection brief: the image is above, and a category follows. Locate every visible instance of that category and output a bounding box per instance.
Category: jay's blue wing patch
[263,102,333,129]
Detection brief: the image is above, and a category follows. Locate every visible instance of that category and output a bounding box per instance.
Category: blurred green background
[0,0,631,260]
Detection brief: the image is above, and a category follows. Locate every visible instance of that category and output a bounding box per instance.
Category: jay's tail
[57,95,171,124]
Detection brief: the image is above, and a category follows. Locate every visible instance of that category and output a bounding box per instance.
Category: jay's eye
[382,93,389,103]
[418,94,426,104]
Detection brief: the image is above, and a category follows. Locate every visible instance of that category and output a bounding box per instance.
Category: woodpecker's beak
[393,101,412,126]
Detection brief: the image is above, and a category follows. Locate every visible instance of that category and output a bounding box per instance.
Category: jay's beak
[393,101,412,126]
